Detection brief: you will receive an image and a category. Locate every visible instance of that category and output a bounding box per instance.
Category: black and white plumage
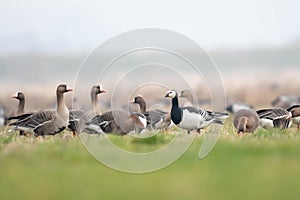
[165,90,228,133]
[226,102,253,114]
[9,84,73,136]
[287,105,300,130]
[85,110,147,135]
[68,85,106,136]
[256,108,292,129]
[130,96,170,130]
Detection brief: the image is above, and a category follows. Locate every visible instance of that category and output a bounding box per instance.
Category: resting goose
[226,102,253,114]
[271,95,300,109]
[68,85,106,136]
[9,84,73,136]
[287,105,300,130]
[256,108,292,129]
[85,110,147,135]
[130,96,170,130]
[233,109,259,135]
[165,90,228,133]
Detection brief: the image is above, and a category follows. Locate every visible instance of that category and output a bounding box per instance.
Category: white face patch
[14,92,19,98]
[166,90,176,98]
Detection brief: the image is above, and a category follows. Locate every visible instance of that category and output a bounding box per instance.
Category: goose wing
[257,109,289,120]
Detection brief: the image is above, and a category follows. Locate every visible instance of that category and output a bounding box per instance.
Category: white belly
[177,109,205,130]
[260,118,274,128]
[292,116,300,124]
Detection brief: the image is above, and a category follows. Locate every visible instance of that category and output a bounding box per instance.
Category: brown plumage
[85,110,147,135]
[9,84,73,136]
[287,105,300,131]
[233,109,259,135]
[131,96,170,130]
[68,85,106,136]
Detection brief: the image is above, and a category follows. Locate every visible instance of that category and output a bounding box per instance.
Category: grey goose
[287,105,300,130]
[85,110,147,135]
[233,109,259,135]
[226,102,253,114]
[9,84,73,136]
[68,85,106,136]
[130,96,170,130]
[10,91,27,135]
[165,90,228,133]
[256,108,292,129]
[271,95,300,109]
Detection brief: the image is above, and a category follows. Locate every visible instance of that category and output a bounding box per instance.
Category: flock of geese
[1,83,300,137]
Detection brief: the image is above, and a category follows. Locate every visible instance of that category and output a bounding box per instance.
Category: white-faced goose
[256,108,292,129]
[68,85,106,136]
[165,90,228,133]
[226,102,253,114]
[233,109,259,135]
[9,84,73,136]
[10,92,26,135]
[287,105,300,130]
[130,96,170,130]
[11,92,25,115]
[85,110,147,135]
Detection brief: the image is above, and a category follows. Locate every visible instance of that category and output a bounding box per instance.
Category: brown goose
[256,108,292,129]
[9,84,73,136]
[68,85,106,136]
[85,110,147,135]
[233,109,259,135]
[11,92,26,135]
[287,105,300,130]
[130,96,170,130]
[11,92,25,115]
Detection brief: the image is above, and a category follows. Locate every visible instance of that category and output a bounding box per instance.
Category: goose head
[131,96,145,105]
[57,84,73,94]
[165,90,177,99]
[91,85,106,95]
[11,92,25,100]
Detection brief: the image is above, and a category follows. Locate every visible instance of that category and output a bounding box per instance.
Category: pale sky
[0,0,299,54]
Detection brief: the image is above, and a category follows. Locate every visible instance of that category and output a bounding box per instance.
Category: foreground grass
[1,123,300,200]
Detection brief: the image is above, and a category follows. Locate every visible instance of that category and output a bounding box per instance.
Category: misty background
[0,0,299,112]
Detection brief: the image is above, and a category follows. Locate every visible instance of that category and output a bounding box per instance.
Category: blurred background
[0,0,300,111]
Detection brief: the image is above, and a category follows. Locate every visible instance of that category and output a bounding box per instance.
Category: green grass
[1,120,300,200]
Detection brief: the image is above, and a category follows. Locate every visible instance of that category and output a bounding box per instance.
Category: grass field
[1,118,300,200]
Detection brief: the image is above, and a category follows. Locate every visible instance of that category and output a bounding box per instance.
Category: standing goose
[233,109,259,135]
[68,85,106,136]
[11,92,25,115]
[165,90,228,133]
[256,108,292,129]
[130,96,170,130]
[287,105,300,130]
[85,110,147,135]
[11,92,26,135]
[9,84,73,136]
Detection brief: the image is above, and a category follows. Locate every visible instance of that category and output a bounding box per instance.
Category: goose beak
[66,86,73,92]
[11,92,18,98]
[164,94,169,98]
[286,112,292,119]
[101,89,107,93]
